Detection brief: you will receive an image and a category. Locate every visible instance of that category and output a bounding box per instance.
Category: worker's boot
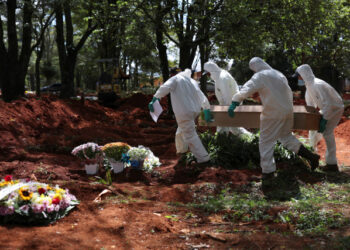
[262,172,276,181]
[174,153,188,170]
[322,164,339,172]
[297,145,320,170]
[261,172,277,192]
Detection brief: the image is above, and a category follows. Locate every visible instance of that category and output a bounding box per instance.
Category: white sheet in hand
[150,100,163,122]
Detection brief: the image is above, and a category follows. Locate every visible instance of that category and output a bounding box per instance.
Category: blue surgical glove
[203,109,213,123]
[148,97,160,112]
[228,101,240,118]
[318,117,327,133]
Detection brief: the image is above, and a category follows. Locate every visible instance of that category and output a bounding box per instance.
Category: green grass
[186,180,350,236]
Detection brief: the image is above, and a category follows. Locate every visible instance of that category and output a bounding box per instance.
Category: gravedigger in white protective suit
[148,68,211,164]
[296,64,344,172]
[203,62,251,136]
[228,57,320,180]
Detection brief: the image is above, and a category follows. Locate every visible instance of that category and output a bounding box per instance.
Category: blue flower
[121,153,130,163]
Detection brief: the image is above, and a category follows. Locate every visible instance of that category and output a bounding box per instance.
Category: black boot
[297,145,320,170]
[322,164,339,172]
[262,172,276,181]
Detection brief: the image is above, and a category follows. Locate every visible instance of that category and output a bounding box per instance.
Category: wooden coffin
[199,105,321,130]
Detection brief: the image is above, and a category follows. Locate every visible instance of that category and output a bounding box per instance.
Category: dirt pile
[0,95,176,162]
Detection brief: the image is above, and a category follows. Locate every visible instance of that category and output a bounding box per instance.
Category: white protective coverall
[154,71,210,163]
[296,64,344,165]
[232,57,302,174]
[203,62,251,136]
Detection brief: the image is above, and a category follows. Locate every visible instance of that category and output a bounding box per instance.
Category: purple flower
[0,206,14,215]
[32,204,45,214]
[46,204,55,213]
[19,205,30,214]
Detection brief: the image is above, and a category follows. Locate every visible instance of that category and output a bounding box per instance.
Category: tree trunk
[133,61,139,89]
[155,22,173,115]
[0,0,33,102]
[199,42,211,96]
[35,41,45,97]
[54,0,95,99]
[76,70,81,89]
[29,73,35,91]
[179,43,197,70]
[60,55,77,98]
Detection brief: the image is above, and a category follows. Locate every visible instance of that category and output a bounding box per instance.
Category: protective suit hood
[179,69,192,78]
[204,62,221,81]
[249,57,272,72]
[203,62,221,73]
[296,64,315,84]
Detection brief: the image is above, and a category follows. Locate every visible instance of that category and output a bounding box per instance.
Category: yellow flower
[38,195,52,205]
[53,193,62,201]
[55,188,66,195]
[19,187,33,201]
[0,180,14,187]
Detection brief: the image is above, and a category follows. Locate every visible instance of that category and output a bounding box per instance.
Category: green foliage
[192,131,308,170]
[192,131,260,169]
[102,143,129,161]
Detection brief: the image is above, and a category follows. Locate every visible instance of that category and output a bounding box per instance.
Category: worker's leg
[259,119,280,174]
[175,127,188,154]
[309,130,322,152]
[277,118,301,154]
[323,109,343,165]
[178,119,210,163]
[277,117,320,170]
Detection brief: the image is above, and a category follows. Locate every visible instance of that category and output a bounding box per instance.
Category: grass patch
[188,181,350,236]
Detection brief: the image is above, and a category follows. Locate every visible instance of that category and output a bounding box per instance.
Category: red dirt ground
[0,93,349,249]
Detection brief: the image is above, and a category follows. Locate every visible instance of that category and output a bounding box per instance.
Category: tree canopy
[0,0,349,101]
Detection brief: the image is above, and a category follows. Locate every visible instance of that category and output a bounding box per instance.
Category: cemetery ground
[0,93,350,249]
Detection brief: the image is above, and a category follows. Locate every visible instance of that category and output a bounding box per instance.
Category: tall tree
[54,0,96,98]
[0,0,34,102]
[32,0,54,96]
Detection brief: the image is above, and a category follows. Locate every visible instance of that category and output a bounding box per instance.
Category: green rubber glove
[318,117,327,133]
[148,97,160,112]
[228,101,240,118]
[203,109,213,122]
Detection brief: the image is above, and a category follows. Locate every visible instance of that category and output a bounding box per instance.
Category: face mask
[298,79,305,86]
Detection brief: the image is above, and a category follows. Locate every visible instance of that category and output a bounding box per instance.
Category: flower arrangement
[71,142,102,163]
[143,151,161,172]
[126,146,161,171]
[101,142,131,162]
[0,175,79,225]
[127,146,149,161]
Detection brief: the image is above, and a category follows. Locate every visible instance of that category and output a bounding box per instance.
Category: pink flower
[32,204,45,214]
[46,205,55,213]
[19,205,30,214]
